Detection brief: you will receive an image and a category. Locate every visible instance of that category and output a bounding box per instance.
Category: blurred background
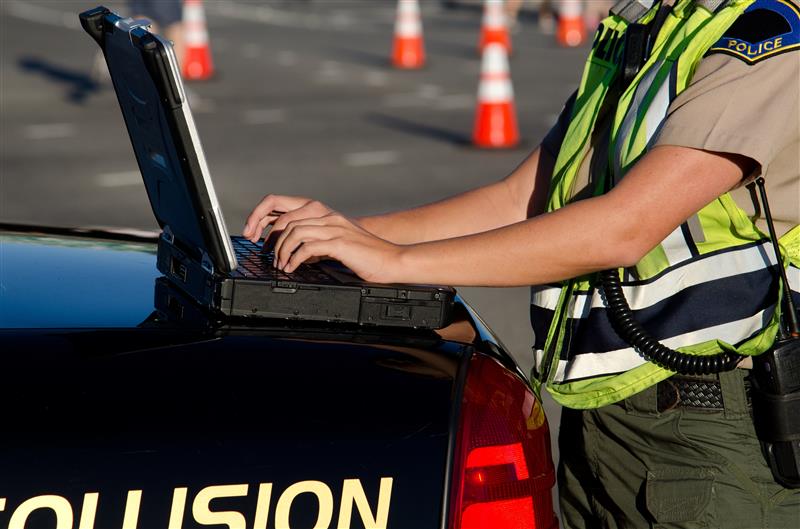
[1,0,602,466]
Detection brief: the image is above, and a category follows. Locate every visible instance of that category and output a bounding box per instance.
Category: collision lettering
[0,477,393,529]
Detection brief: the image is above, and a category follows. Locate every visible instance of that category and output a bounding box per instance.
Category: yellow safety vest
[532,0,800,409]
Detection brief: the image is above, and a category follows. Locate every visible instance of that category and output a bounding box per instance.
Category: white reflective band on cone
[396,19,421,37]
[395,0,422,37]
[478,78,514,102]
[184,1,205,23]
[478,44,514,102]
[560,0,583,17]
[186,30,208,46]
[483,0,507,27]
[480,43,510,74]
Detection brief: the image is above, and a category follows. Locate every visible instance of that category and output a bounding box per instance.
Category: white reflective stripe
[661,224,693,265]
[614,61,663,178]
[481,43,510,75]
[184,2,205,23]
[533,348,548,372]
[565,242,776,315]
[551,306,774,382]
[396,19,421,37]
[185,31,208,46]
[478,79,513,102]
[395,0,422,37]
[789,265,799,291]
[531,285,562,310]
[483,0,506,27]
[560,0,584,17]
[644,75,670,144]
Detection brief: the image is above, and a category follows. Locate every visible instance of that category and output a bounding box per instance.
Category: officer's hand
[273,213,402,284]
[243,194,339,244]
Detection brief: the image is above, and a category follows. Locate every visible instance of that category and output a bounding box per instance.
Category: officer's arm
[357,146,554,244]
[389,145,754,286]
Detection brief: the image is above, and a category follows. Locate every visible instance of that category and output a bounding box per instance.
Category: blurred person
[243,1,800,527]
[507,0,556,33]
[583,0,614,29]
[129,0,185,66]
[90,0,184,83]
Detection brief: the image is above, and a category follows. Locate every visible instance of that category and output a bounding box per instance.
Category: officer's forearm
[390,196,635,286]
[359,147,550,244]
[387,145,751,286]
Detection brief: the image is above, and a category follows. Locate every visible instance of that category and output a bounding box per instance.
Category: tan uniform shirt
[543,36,800,236]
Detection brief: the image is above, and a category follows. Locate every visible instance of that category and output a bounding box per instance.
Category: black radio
[750,177,800,489]
[752,337,800,488]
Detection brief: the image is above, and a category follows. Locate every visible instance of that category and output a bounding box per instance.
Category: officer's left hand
[273,213,403,283]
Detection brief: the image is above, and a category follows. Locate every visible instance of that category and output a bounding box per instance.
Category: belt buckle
[657,379,681,412]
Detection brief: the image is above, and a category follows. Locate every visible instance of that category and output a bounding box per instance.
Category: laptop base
[157,235,455,328]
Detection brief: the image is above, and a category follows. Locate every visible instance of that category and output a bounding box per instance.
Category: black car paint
[0,225,535,529]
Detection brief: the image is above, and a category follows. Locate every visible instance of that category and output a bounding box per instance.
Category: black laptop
[80,6,455,328]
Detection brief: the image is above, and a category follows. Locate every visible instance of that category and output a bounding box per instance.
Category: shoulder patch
[706,0,800,64]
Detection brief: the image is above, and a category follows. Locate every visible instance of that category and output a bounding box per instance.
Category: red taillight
[448,353,558,529]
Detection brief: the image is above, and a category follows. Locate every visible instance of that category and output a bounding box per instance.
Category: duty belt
[656,375,746,412]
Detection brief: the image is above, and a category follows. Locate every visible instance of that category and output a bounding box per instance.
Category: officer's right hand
[243,194,338,244]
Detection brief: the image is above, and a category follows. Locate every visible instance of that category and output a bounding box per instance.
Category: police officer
[244,0,800,526]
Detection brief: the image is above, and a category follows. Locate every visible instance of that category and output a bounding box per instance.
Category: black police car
[0,224,558,529]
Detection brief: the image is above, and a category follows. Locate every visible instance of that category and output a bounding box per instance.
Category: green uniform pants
[558,368,800,529]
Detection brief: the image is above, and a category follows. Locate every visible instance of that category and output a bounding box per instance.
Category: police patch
[707,0,800,64]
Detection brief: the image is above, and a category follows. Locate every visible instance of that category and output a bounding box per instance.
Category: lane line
[316,61,344,83]
[241,43,261,59]
[96,170,141,188]
[23,123,76,140]
[365,71,388,87]
[343,151,398,168]
[277,50,298,67]
[2,0,80,30]
[436,94,474,110]
[242,108,286,125]
[209,1,362,31]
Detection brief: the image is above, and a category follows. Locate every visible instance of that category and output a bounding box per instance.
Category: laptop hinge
[200,250,215,276]
[162,225,175,245]
[113,17,152,32]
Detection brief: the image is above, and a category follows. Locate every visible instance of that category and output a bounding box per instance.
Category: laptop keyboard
[231,237,336,283]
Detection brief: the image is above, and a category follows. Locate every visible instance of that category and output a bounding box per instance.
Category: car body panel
[0,225,551,529]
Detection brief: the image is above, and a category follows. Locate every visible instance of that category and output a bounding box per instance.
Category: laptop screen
[100,14,236,273]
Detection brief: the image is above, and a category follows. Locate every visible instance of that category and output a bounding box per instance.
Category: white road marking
[418,84,443,99]
[2,0,80,30]
[209,1,359,30]
[436,94,474,110]
[96,171,142,188]
[343,151,398,168]
[23,123,76,140]
[242,43,261,59]
[277,50,298,66]
[317,61,344,82]
[382,93,425,108]
[382,89,474,110]
[365,71,388,87]
[243,108,286,125]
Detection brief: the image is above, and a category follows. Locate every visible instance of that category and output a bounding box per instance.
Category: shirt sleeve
[541,90,577,158]
[653,51,800,170]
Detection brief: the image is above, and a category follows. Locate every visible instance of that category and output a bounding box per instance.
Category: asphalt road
[1,0,586,461]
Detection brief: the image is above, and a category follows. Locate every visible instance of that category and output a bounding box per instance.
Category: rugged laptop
[80,6,455,328]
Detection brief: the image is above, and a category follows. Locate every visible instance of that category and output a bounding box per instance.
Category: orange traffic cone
[556,0,586,47]
[473,43,519,148]
[392,0,425,69]
[479,0,512,55]
[182,0,214,80]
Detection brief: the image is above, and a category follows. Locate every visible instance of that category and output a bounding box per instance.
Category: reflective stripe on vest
[530,0,800,409]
